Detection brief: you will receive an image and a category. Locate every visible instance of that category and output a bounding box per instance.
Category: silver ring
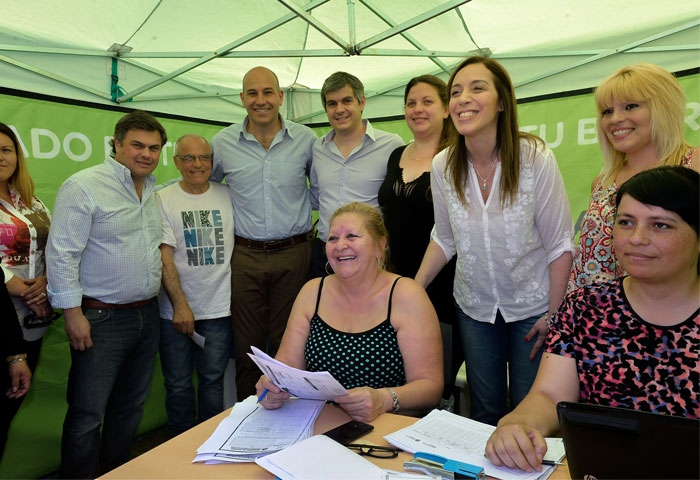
[42,292,47,297]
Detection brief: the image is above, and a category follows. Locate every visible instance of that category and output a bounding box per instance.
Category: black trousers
[0,337,42,461]
[309,237,332,279]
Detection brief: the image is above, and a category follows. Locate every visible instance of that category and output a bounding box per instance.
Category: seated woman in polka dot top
[255,202,443,421]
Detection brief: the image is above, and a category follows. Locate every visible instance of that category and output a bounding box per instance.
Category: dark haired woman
[415,57,573,425]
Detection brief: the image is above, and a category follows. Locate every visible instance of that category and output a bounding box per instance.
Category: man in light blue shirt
[47,110,166,479]
[310,71,404,277]
[210,66,317,400]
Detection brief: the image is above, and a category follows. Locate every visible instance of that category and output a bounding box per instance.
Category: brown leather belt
[234,231,311,253]
[81,297,156,310]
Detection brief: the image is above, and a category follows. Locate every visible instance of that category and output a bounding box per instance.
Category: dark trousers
[60,302,159,479]
[309,238,331,279]
[0,337,42,461]
[231,242,311,400]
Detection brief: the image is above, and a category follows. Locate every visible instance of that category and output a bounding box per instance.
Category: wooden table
[100,404,570,479]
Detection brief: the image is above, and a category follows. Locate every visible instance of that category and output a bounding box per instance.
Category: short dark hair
[321,71,364,107]
[616,165,699,235]
[110,110,167,156]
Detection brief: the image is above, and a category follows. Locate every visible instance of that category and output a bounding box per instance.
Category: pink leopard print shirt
[548,278,699,419]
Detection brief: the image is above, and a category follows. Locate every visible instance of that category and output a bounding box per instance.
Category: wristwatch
[385,387,400,413]
[6,353,27,365]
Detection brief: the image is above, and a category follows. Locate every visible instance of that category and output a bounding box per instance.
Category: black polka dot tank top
[303,276,407,390]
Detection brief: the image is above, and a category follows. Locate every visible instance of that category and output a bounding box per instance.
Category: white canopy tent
[1,0,698,124]
[0,4,699,479]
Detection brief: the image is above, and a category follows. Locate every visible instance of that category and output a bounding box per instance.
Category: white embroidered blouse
[430,138,573,323]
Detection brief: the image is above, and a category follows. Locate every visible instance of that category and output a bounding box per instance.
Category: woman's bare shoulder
[389,276,435,315]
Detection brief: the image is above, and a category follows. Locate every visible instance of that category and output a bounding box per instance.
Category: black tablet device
[557,402,699,480]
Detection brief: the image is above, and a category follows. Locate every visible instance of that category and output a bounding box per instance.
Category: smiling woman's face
[448,62,501,140]
[326,213,381,275]
[0,132,18,186]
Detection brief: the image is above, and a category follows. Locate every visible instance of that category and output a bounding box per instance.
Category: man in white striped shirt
[47,110,166,479]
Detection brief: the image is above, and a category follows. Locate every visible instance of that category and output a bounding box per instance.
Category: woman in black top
[378,75,461,411]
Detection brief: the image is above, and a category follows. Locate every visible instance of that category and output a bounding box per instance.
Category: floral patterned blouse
[0,186,51,341]
[568,150,693,293]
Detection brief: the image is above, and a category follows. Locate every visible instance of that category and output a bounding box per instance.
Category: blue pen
[257,388,269,403]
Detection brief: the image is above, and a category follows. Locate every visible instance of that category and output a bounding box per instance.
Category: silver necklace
[471,159,498,191]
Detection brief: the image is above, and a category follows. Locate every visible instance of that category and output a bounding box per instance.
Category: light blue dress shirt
[46,157,162,308]
[310,120,404,241]
[210,116,317,241]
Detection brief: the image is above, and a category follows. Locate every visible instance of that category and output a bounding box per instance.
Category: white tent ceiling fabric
[1,0,698,123]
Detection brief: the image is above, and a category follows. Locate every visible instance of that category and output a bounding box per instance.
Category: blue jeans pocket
[83,307,113,325]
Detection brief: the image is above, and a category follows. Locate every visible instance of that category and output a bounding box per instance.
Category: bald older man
[210,67,317,399]
[157,134,234,435]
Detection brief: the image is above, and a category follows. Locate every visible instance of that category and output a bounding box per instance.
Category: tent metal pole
[276,0,351,52]
[116,0,330,103]
[355,0,469,51]
[360,0,454,74]
[512,18,700,88]
[348,0,357,49]
[0,53,111,100]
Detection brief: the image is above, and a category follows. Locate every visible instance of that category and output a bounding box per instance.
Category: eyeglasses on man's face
[345,444,399,459]
[175,154,212,163]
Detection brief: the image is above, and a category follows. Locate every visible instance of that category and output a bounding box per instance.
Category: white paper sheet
[190,331,205,348]
[255,434,386,480]
[248,346,347,400]
[384,409,563,480]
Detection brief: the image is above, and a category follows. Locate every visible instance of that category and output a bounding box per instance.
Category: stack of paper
[256,434,387,479]
[384,409,565,480]
[248,346,348,400]
[193,395,325,464]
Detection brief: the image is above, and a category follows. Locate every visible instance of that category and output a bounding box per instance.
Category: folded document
[248,346,347,401]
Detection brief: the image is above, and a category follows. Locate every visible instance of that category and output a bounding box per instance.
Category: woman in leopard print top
[485,166,699,473]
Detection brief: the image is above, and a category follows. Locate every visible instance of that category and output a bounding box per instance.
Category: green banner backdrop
[0,72,698,479]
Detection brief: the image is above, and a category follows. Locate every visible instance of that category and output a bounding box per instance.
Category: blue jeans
[458,307,544,426]
[60,301,159,479]
[159,316,232,436]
